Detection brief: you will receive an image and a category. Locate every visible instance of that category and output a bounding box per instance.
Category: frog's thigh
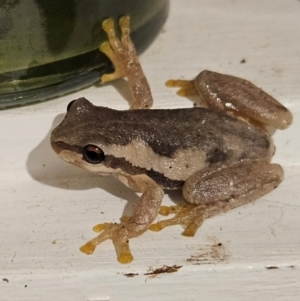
[183,161,283,210]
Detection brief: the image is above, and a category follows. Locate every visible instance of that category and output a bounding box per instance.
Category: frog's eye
[67,100,76,112]
[83,145,105,164]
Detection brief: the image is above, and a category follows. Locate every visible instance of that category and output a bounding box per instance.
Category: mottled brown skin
[194,70,292,130]
[50,16,292,264]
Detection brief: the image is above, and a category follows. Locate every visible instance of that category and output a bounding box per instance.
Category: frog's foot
[149,204,206,237]
[100,16,153,109]
[100,17,129,83]
[80,222,134,264]
[166,79,198,97]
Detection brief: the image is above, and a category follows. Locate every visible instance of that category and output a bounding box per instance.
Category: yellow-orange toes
[99,17,131,84]
[118,253,133,264]
[166,79,198,97]
[149,204,204,237]
[99,41,112,57]
[102,18,115,33]
[120,216,130,223]
[99,41,124,83]
[114,240,134,264]
[80,242,96,255]
[119,15,130,31]
[79,221,134,264]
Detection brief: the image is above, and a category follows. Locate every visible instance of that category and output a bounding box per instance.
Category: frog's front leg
[167,70,292,129]
[150,160,283,236]
[100,16,153,109]
[80,174,164,264]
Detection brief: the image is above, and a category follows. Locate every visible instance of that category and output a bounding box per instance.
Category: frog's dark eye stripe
[83,145,105,164]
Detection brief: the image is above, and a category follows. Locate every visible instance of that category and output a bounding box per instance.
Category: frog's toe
[166,79,198,97]
[99,17,133,84]
[102,18,115,33]
[99,41,112,56]
[99,40,125,84]
[80,222,134,264]
[119,15,130,32]
[149,204,205,237]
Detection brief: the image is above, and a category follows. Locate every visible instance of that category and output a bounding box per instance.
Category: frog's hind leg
[150,160,283,237]
[167,70,292,129]
[194,70,293,130]
[100,16,153,109]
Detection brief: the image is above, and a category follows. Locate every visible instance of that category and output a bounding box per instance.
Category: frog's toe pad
[119,15,130,29]
[102,18,115,31]
[80,241,97,255]
[118,252,134,264]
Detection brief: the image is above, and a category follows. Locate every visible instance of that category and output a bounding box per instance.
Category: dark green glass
[0,0,169,108]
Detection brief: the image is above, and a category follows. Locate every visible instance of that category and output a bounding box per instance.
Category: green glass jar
[0,0,169,108]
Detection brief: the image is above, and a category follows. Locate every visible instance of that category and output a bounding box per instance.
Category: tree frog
[50,17,293,264]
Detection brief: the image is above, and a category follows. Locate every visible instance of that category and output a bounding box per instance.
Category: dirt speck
[124,273,139,278]
[265,266,279,270]
[187,239,229,265]
[144,265,182,277]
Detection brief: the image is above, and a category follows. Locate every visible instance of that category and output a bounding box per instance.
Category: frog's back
[110,106,273,163]
[61,98,272,164]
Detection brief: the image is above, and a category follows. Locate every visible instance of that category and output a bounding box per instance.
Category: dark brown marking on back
[51,98,272,162]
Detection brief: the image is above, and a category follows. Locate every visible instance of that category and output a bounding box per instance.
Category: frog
[50,16,293,264]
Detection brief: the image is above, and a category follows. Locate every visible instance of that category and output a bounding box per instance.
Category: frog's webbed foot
[149,204,206,237]
[100,16,153,109]
[80,221,134,264]
[100,17,129,83]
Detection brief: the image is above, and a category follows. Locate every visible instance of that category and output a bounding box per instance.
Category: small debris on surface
[124,273,139,278]
[144,265,182,276]
[2,278,9,283]
[187,241,229,265]
[240,59,246,64]
[265,266,279,270]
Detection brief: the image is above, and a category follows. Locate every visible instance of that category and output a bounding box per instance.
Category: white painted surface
[1,1,300,300]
